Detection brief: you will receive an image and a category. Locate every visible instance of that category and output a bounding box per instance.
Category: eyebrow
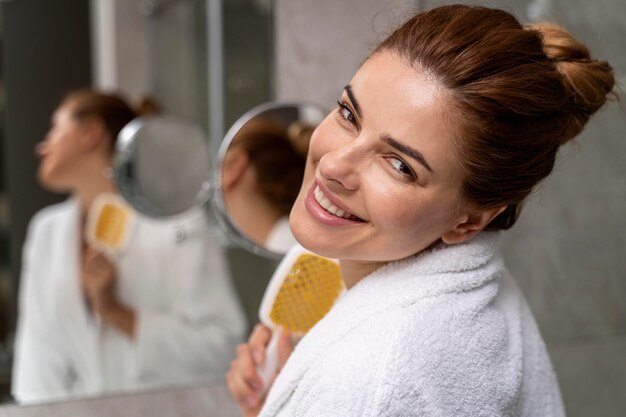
[381,135,434,173]
[344,85,362,118]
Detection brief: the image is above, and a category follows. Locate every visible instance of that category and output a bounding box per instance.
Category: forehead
[348,51,460,177]
[52,101,77,121]
[349,51,449,135]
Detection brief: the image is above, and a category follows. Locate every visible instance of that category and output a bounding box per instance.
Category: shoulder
[283,290,511,416]
[374,284,524,415]
[27,199,77,236]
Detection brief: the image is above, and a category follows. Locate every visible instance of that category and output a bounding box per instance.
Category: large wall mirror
[0,0,278,406]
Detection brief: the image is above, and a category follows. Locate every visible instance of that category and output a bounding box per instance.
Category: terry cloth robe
[12,198,247,403]
[260,232,565,417]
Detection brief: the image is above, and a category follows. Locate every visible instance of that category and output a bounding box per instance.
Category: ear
[77,118,107,152]
[221,147,250,190]
[441,205,507,245]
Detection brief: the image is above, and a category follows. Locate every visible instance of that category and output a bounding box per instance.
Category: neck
[339,238,445,289]
[74,157,118,221]
[339,259,385,290]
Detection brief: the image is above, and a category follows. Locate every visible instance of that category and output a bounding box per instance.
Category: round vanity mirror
[114,116,212,217]
[214,102,326,258]
[113,102,326,257]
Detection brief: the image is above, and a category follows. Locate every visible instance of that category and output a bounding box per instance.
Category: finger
[85,248,113,270]
[83,257,102,273]
[235,344,264,392]
[277,330,295,370]
[227,363,261,408]
[88,253,108,269]
[84,257,114,282]
[84,246,100,262]
[226,368,254,403]
[226,357,262,415]
[248,324,272,364]
[81,269,97,289]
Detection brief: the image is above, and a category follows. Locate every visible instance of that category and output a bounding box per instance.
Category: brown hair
[62,88,160,147]
[231,119,310,216]
[375,5,616,229]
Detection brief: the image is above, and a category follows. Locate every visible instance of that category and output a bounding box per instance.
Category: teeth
[314,186,357,220]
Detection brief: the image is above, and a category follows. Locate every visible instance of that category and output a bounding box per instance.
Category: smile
[313,185,363,221]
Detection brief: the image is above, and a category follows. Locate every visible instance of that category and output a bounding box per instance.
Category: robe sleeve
[12,217,73,403]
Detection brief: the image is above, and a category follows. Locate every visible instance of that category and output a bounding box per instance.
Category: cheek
[368,182,459,237]
[298,121,336,186]
[41,140,79,175]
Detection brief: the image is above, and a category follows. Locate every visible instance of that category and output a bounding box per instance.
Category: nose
[35,141,47,158]
[318,139,364,191]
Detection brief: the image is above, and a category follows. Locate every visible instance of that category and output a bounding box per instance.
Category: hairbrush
[256,244,344,389]
[85,192,135,256]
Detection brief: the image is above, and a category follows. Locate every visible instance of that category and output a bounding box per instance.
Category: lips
[303,179,366,227]
[313,185,363,221]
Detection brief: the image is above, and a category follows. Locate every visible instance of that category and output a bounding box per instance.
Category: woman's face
[37,102,87,191]
[290,51,470,269]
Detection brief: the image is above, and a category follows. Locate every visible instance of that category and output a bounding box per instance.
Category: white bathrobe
[12,198,247,403]
[260,232,565,417]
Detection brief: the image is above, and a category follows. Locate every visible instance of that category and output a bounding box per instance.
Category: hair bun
[527,23,616,144]
[134,96,163,116]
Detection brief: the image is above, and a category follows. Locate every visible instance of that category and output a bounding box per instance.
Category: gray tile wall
[276,1,626,416]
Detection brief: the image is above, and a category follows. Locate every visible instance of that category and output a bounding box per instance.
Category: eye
[386,156,416,181]
[336,100,358,128]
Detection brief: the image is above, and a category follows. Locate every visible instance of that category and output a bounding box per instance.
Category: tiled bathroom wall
[275,1,626,416]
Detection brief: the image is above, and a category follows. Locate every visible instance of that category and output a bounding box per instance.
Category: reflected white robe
[260,232,565,417]
[265,216,298,254]
[12,199,247,403]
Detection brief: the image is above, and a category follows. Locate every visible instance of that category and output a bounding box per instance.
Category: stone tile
[549,337,626,417]
[501,65,626,345]
[275,0,417,106]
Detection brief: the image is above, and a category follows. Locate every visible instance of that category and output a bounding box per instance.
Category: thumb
[84,245,98,258]
[277,331,294,370]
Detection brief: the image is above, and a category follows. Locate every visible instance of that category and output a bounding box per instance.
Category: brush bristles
[269,254,343,333]
[94,204,128,248]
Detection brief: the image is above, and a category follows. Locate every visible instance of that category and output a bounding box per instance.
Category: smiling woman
[226,4,616,417]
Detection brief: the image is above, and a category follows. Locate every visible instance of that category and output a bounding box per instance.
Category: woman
[12,89,247,403]
[222,119,310,253]
[226,5,615,416]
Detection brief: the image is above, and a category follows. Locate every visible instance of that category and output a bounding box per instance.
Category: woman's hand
[226,324,294,417]
[81,246,135,337]
[81,247,118,315]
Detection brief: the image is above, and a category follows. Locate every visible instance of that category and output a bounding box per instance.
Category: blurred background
[0,1,624,416]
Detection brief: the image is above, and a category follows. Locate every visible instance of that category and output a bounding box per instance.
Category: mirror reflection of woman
[226,5,616,416]
[12,89,246,403]
[222,119,310,253]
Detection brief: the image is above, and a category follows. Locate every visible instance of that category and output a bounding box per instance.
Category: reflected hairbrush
[85,193,135,256]
[256,244,344,389]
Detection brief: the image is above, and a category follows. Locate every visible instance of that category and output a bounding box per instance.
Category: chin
[288,212,338,258]
[289,204,319,252]
[37,170,71,194]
